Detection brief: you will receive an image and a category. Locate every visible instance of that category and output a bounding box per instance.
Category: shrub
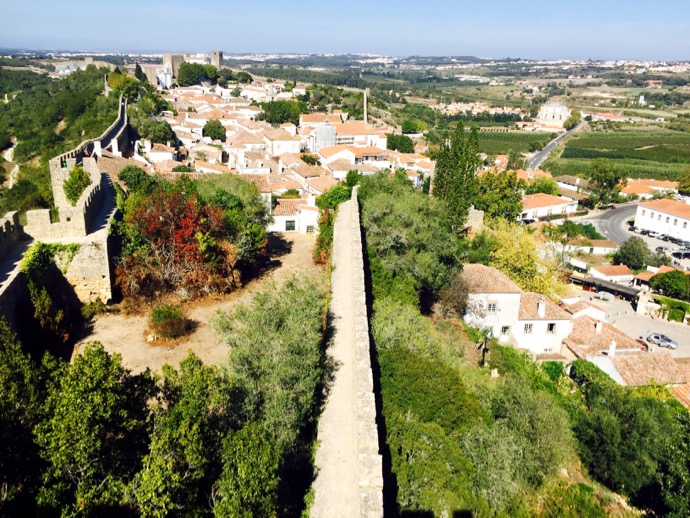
[63,165,91,206]
[151,304,187,338]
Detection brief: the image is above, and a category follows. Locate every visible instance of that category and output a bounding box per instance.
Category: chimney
[608,340,617,357]
[575,177,580,185]
[595,321,603,334]
[537,297,546,318]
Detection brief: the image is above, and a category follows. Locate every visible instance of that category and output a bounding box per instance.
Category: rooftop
[518,292,571,321]
[462,264,521,294]
[522,193,574,211]
[612,350,686,387]
[641,199,690,220]
[590,264,633,277]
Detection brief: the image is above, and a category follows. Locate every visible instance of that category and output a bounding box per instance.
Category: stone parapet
[350,187,384,517]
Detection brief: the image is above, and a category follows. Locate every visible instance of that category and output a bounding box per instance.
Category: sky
[2,0,689,61]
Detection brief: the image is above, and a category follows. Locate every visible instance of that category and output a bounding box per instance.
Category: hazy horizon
[3,0,690,62]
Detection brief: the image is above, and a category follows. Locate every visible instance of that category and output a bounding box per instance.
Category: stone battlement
[0,212,25,263]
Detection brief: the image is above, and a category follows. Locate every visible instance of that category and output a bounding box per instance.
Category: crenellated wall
[0,212,25,263]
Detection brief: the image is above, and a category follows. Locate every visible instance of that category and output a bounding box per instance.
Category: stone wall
[63,238,113,303]
[24,159,105,240]
[0,212,25,263]
[350,187,384,516]
[0,265,28,331]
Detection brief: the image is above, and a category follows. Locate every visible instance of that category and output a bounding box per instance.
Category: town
[3,19,690,517]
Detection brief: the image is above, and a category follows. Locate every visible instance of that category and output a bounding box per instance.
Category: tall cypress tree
[432,122,481,231]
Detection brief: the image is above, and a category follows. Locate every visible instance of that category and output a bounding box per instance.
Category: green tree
[507,149,526,170]
[678,164,690,194]
[651,270,690,300]
[387,133,415,153]
[134,63,148,83]
[432,123,481,230]
[525,176,559,196]
[202,119,226,141]
[176,62,215,86]
[134,353,230,516]
[118,165,157,194]
[613,236,652,270]
[259,100,309,125]
[0,318,48,507]
[135,118,176,144]
[475,170,525,220]
[402,119,426,134]
[35,343,155,513]
[212,424,280,517]
[588,159,625,207]
[63,165,91,206]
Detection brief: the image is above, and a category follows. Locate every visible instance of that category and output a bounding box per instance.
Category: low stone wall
[0,212,24,262]
[0,266,28,332]
[350,187,384,516]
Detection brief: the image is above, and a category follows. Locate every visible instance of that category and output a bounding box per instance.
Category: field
[543,129,690,180]
[477,131,552,155]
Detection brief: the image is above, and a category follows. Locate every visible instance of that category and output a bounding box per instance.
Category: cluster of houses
[108,81,437,235]
[461,264,690,402]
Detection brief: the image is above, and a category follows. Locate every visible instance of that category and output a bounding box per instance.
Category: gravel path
[311,200,358,517]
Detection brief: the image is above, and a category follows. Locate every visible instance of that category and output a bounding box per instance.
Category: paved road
[527,122,580,171]
[586,204,639,244]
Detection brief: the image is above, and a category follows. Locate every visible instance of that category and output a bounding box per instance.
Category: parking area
[571,287,690,358]
[628,227,690,271]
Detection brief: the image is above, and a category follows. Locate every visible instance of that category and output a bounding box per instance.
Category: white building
[589,265,634,284]
[461,264,572,356]
[536,102,571,128]
[634,199,690,241]
[520,193,578,220]
[267,197,319,235]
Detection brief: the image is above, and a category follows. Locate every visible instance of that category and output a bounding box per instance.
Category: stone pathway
[311,200,358,517]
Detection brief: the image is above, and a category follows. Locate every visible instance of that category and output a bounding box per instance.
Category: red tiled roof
[590,265,633,277]
[641,199,690,220]
[522,193,573,211]
[612,350,686,387]
[519,292,571,321]
[461,264,521,294]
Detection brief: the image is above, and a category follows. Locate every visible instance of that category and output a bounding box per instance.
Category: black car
[672,251,690,259]
[656,246,670,253]
[640,229,650,236]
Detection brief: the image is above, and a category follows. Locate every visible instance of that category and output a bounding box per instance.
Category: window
[285,220,296,231]
[666,217,670,223]
[306,225,315,234]
[524,323,533,334]
[501,326,510,336]
[547,323,556,334]
[642,210,646,216]
[658,214,662,221]
[685,222,688,229]
[674,219,678,226]
[487,303,497,313]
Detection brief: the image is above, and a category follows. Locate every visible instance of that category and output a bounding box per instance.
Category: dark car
[672,251,690,259]
[520,218,537,225]
[656,246,669,253]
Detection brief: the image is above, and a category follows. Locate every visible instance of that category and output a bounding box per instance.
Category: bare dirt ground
[74,233,322,374]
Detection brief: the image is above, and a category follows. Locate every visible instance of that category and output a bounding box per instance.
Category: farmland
[543,129,690,180]
[476,131,553,155]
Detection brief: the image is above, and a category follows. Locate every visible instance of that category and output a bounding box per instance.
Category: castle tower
[210,50,223,70]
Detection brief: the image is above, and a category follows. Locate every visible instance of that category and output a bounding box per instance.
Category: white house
[262,128,301,157]
[461,264,573,356]
[146,142,176,163]
[565,239,618,255]
[589,265,634,284]
[634,199,690,240]
[267,197,319,235]
[520,193,578,220]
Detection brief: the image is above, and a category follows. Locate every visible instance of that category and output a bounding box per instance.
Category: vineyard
[543,130,690,180]
[477,131,553,154]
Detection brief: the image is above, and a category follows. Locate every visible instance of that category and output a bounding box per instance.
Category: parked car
[647,333,678,350]
[673,251,690,259]
[661,234,674,242]
[520,218,537,225]
[656,246,670,253]
[639,229,650,236]
[648,231,660,238]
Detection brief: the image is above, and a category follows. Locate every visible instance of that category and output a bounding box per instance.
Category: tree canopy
[202,119,226,141]
[587,159,626,207]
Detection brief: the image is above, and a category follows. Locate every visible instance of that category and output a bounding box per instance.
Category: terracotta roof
[622,183,654,195]
[241,174,271,193]
[611,351,686,387]
[352,146,386,158]
[319,145,354,159]
[263,128,300,142]
[568,239,617,249]
[641,199,690,220]
[590,265,633,278]
[195,160,231,174]
[522,193,574,210]
[327,158,357,171]
[278,153,303,166]
[335,122,384,136]
[671,360,690,407]
[561,300,604,316]
[290,163,330,179]
[461,264,521,294]
[151,143,175,153]
[300,113,342,125]
[554,175,589,189]
[518,292,571,321]
[564,316,643,358]
[636,178,678,190]
[273,198,302,216]
[306,176,338,194]
[227,131,265,146]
